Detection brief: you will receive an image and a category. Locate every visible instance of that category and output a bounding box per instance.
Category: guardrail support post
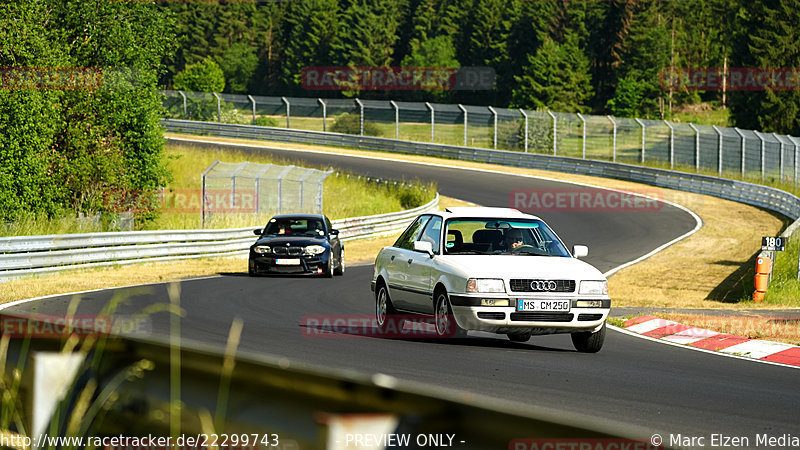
[459,104,469,147]
[607,115,617,162]
[212,92,222,122]
[318,98,327,132]
[688,123,700,172]
[281,96,290,128]
[488,106,498,150]
[178,90,187,119]
[577,113,586,159]
[547,110,557,155]
[248,95,256,125]
[355,98,364,136]
[519,109,529,152]
[635,118,646,163]
[712,125,724,176]
[664,120,675,169]
[390,100,399,139]
[425,102,434,142]
[734,127,746,179]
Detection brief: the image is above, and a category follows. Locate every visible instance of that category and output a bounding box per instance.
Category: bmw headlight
[467,278,506,293]
[304,245,326,256]
[579,280,608,295]
[254,245,271,254]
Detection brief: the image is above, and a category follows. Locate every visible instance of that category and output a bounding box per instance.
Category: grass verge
[764,232,800,306]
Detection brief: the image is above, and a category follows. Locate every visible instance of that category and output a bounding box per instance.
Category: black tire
[323,256,334,278]
[248,260,257,277]
[433,291,466,338]
[375,283,403,332]
[571,322,606,353]
[507,331,532,342]
[334,248,345,276]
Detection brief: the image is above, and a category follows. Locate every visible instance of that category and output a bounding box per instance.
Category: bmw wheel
[571,322,606,353]
[334,248,344,276]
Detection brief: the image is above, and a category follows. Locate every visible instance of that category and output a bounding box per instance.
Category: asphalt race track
[7,142,800,444]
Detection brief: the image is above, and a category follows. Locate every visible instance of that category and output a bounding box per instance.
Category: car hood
[440,254,606,280]
[253,235,328,247]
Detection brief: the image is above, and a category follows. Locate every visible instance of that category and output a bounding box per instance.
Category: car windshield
[263,218,326,237]
[444,218,570,257]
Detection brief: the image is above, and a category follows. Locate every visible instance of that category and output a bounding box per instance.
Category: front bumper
[249,253,330,275]
[450,295,610,334]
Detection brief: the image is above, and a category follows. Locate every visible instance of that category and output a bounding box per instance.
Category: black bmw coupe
[248,214,344,277]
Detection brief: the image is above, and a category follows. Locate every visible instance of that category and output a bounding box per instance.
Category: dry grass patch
[167,133,789,309]
[661,313,800,345]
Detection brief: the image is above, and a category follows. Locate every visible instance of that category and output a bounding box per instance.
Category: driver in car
[504,229,524,252]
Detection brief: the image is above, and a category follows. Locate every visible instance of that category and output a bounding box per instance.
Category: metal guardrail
[164,119,800,223]
[0,194,439,282]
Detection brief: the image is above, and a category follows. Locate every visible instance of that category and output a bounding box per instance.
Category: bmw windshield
[444,219,570,257]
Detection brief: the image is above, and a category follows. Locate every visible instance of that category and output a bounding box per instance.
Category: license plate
[517,299,570,312]
[275,258,301,265]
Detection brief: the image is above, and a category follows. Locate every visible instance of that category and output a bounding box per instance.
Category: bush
[254,116,280,127]
[330,113,382,137]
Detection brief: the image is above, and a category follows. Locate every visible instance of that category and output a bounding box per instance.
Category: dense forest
[1,0,799,222]
[162,0,800,135]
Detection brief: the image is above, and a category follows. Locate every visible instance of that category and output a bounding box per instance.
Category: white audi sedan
[371,207,611,352]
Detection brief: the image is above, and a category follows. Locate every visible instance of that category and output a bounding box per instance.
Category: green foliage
[0,0,175,224]
[606,74,648,118]
[330,113,383,137]
[173,57,225,93]
[254,116,280,127]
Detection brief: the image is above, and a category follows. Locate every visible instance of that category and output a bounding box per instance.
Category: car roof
[438,207,541,220]
[270,214,327,220]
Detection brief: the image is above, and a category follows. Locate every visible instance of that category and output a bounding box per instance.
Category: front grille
[477,312,505,320]
[273,246,304,256]
[510,312,574,322]
[510,279,575,293]
[578,314,604,321]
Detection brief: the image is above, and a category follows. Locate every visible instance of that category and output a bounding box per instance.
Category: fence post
[788,136,800,189]
[712,125,724,176]
[200,160,220,229]
[488,106,498,150]
[425,102,434,142]
[664,120,675,169]
[355,98,364,136]
[688,123,700,172]
[607,116,617,162]
[212,92,222,122]
[635,118,646,163]
[276,165,294,214]
[390,100,399,139]
[519,109,528,152]
[247,95,256,125]
[577,113,586,159]
[753,131,766,183]
[547,110,557,155]
[318,98,327,132]
[281,96,290,128]
[773,133,784,182]
[178,90,187,119]
[459,104,468,147]
[734,127,746,179]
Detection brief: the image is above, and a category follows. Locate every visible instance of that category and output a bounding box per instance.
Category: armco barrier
[0,194,438,282]
[164,119,800,224]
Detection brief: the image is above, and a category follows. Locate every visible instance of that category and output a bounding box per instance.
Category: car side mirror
[414,240,435,257]
[254,229,262,236]
[573,245,588,259]
[329,229,339,236]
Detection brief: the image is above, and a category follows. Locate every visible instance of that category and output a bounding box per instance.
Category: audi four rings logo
[530,280,558,291]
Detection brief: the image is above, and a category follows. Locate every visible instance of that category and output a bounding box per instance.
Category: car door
[386,215,431,311]
[324,216,341,265]
[405,216,442,313]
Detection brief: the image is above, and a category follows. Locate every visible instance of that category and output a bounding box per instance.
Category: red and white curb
[621,315,800,367]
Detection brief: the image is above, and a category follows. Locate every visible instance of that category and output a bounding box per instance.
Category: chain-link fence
[201,160,332,228]
[163,90,800,189]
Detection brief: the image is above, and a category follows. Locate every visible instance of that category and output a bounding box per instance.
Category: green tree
[283,0,340,94]
[173,57,225,92]
[218,42,259,93]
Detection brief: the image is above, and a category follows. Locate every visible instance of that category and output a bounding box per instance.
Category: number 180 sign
[762,236,786,252]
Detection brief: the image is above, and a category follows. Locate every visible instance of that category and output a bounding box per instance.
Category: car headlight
[579,280,608,295]
[467,278,506,293]
[254,245,271,254]
[304,245,326,256]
